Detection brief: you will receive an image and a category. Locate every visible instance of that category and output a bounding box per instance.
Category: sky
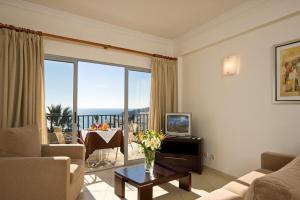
[44,60,151,111]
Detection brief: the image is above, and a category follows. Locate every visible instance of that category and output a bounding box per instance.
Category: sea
[77,108,124,115]
[78,107,149,115]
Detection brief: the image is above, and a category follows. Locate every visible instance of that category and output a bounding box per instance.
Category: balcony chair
[52,126,73,144]
[128,122,138,150]
[0,126,85,200]
[53,126,66,144]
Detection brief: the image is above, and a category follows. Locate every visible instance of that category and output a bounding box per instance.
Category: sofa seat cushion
[0,126,41,157]
[245,155,300,200]
[224,169,273,197]
[197,188,242,200]
[223,181,249,197]
[237,169,272,185]
[70,159,84,183]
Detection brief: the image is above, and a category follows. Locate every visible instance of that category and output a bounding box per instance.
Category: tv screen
[166,113,191,136]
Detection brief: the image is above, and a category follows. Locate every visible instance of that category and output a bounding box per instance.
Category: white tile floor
[77,167,233,200]
[84,143,143,173]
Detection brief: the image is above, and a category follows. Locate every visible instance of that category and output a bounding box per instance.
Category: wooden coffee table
[114,164,191,200]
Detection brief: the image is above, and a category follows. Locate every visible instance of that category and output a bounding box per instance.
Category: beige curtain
[0,28,47,144]
[149,57,178,132]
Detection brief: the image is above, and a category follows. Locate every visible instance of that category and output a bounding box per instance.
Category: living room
[1,0,300,200]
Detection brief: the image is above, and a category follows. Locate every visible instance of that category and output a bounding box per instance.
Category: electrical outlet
[203,152,208,160]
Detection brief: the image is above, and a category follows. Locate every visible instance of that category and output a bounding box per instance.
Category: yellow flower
[138,130,165,152]
[137,131,143,143]
[158,133,165,141]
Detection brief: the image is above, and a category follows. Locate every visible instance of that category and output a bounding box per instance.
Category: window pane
[77,61,125,129]
[44,60,74,144]
[77,61,125,167]
[128,70,151,160]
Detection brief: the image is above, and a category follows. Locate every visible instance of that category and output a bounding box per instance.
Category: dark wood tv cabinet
[155,136,203,174]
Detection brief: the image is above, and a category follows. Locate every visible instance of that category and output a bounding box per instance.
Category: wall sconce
[223,55,239,76]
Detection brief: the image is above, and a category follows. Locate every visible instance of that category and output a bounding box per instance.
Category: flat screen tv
[165,113,191,136]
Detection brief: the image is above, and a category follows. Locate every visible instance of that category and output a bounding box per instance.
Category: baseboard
[203,165,237,180]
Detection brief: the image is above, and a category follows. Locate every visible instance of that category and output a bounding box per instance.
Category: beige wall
[181,12,300,177]
[0,0,174,68]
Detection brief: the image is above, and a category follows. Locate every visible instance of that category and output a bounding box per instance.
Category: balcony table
[78,129,124,160]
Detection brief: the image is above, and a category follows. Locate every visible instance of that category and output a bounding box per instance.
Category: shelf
[155,136,203,174]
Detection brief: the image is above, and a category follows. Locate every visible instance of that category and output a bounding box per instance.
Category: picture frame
[274,39,300,102]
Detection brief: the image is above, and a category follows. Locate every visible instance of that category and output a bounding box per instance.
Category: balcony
[46,113,149,143]
[46,112,148,169]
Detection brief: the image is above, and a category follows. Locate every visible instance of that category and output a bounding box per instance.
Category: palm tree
[60,107,72,130]
[47,104,72,131]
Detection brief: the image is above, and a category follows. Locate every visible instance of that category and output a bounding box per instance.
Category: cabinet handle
[164,157,187,161]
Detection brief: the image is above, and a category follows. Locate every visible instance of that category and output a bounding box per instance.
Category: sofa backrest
[0,126,41,157]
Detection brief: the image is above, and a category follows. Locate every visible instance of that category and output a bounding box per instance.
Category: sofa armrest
[42,144,85,160]
[0,157,70,200]
[261,152,295,171]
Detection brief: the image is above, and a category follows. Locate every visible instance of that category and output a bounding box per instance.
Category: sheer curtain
[149,57,178,132]
[0,28,47,144]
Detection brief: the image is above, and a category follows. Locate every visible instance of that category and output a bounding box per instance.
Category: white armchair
[0,126,85,200]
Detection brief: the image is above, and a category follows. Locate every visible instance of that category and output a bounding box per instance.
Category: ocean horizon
[78,108,124,115]
[78,107,149,115]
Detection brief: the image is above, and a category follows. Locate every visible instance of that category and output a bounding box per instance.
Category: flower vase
[144,150,155,173]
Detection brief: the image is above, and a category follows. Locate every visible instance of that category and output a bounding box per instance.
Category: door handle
[74,111,77,123]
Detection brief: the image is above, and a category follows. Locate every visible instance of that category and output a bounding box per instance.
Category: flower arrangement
[136,130,165,172]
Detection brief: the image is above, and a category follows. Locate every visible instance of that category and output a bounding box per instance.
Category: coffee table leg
[138,183,153,200]
[179,173,191,191]
[114,174,125,198]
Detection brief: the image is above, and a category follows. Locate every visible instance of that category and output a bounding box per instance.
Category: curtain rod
[0,23,177,61]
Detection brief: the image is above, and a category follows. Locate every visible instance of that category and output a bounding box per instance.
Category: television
[165,113,191,136]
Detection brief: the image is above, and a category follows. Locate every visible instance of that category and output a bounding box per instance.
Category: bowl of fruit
[100,123,109,131]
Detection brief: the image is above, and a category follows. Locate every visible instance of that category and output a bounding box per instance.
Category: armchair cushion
[70,159,84,183]
[0,126,41,157]
[42,144,85,160]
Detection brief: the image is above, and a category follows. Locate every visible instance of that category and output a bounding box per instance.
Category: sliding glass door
[127,70,151,161]
[44,55,151,166]
[44,59,77,144]
[77,61,125,166]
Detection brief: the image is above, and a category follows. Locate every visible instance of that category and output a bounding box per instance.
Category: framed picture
[275,39,300,102]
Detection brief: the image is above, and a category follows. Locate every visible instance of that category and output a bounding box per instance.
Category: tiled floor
[85,143,143,173]
[77,167,233,200]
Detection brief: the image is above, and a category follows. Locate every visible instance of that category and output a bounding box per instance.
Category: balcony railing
[46,113,149,132]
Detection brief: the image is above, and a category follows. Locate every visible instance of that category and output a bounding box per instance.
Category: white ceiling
[24,0,247,39]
